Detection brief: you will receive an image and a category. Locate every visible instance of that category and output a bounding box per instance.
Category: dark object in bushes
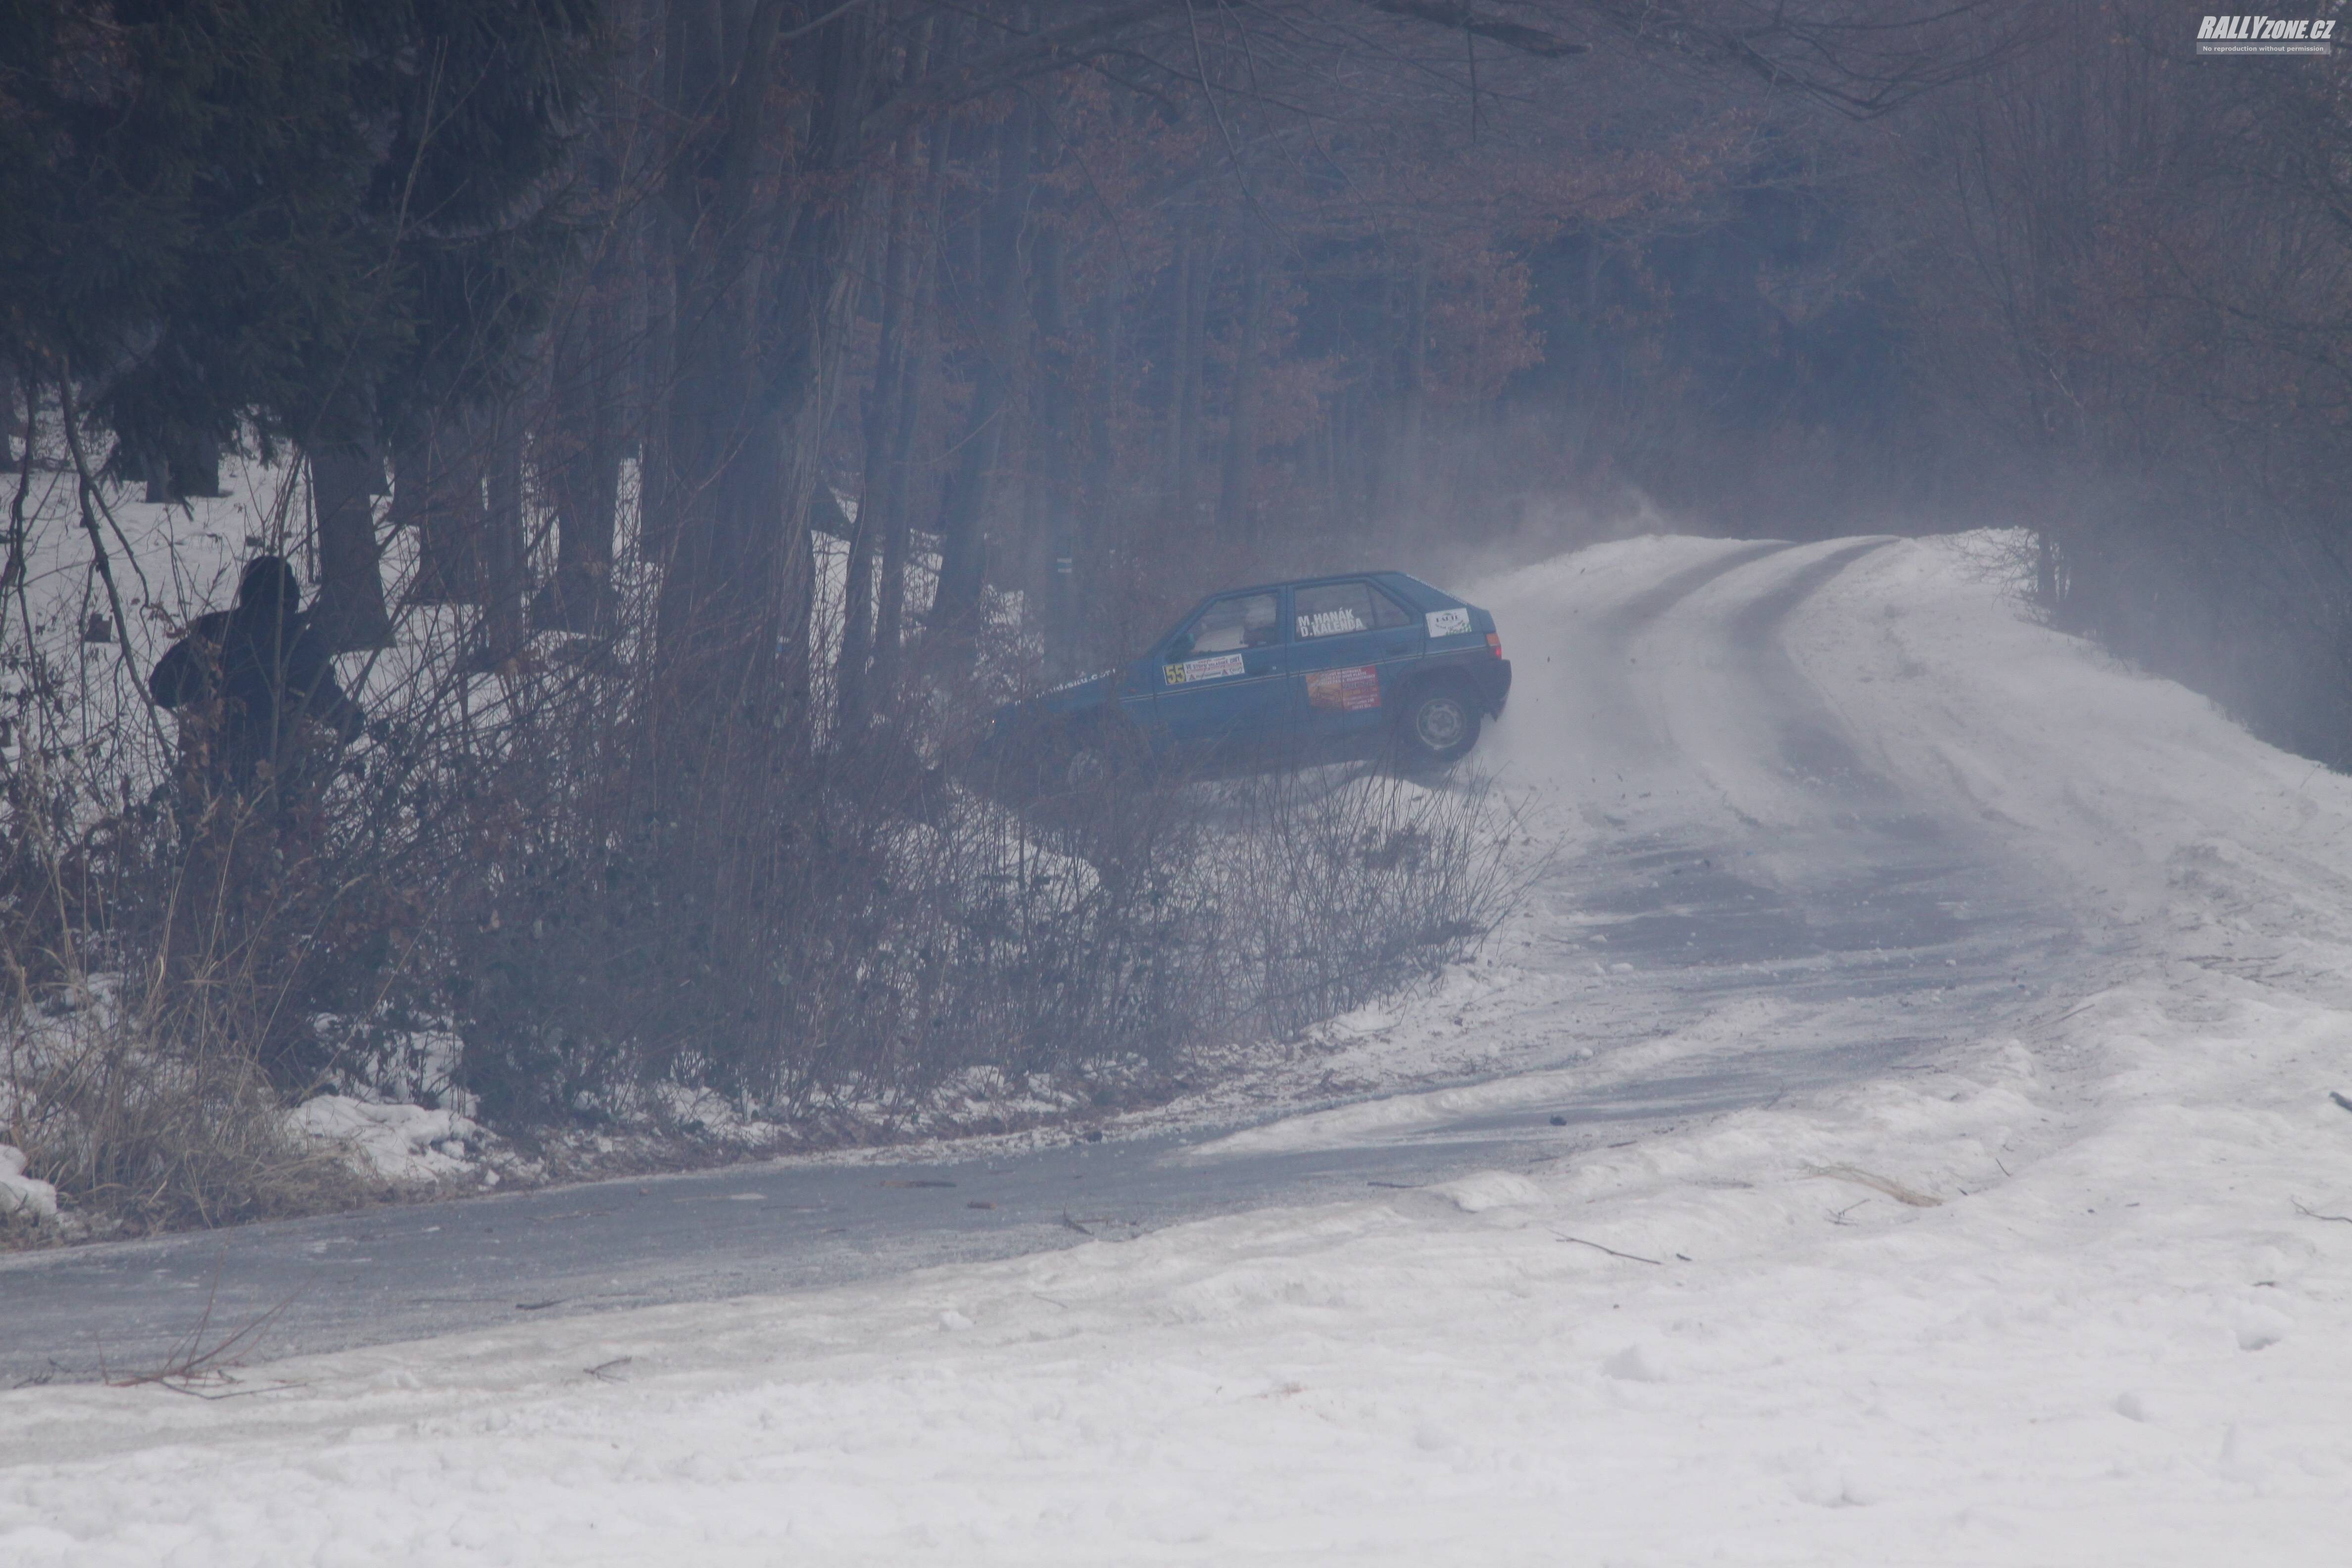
[150,556,366,789]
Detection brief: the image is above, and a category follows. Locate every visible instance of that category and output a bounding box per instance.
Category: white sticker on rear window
[1165,652,1247,685]
[1426,607,1470,637]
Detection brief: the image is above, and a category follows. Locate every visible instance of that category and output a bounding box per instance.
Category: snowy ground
[8,531,2352,1563]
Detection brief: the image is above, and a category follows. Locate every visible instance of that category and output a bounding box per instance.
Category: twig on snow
[1803,1163,1943,1208]
[1552,1233,1664,1265]
[103,1272,300,1397]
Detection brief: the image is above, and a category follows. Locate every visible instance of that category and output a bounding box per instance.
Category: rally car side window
[1294,580,1414,640]
[1182,591,1281,655]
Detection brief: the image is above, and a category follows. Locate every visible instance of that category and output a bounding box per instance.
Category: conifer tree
[0,0,595,548]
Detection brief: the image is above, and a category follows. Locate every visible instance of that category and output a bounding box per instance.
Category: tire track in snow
[1720,538,1903,811]
[1607,539,1798,631]
[1535,539,1796,788]
[1445,534,2093,1158]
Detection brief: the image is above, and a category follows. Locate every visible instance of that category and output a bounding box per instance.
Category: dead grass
[1802,1162,1944,1208]
[5,971,374,1239]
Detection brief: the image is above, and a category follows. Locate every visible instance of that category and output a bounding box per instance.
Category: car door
[1151,588,1290,754]
[1287,579,1422,745]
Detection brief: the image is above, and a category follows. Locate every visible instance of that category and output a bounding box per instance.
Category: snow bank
[1791,531,2352,928]
[0,1147,57,1224]
[288,1096,487,1184]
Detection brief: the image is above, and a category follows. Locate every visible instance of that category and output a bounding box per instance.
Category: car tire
[1395,683,1480,770]
[1058,723,1141,794]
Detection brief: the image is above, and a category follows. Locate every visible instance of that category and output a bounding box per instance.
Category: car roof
[1189,571,1462,607]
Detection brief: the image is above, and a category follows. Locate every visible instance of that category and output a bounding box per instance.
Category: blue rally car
[987,571,1511,789]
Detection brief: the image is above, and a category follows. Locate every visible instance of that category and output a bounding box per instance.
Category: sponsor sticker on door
[1426,607,1471,637]
[1307,664,1381,712]
[1166,652,1247,685]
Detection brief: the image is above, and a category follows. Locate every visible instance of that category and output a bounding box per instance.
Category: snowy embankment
[7,533,2352,1563]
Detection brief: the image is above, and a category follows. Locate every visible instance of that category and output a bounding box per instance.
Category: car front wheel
[1395,685,1480,769]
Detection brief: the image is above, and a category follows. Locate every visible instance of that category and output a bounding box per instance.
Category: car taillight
[1486,632,1503,658]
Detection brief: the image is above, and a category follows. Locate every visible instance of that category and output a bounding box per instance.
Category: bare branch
[869,1,1188,142]
[870,0,1593,148]
[1577,0,2044,118]
[1554,1233,1666,1264]
[1357,0,1587,58]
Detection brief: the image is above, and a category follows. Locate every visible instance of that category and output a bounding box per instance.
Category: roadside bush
[2,447,1526,1236]
[415,662,1522,1130]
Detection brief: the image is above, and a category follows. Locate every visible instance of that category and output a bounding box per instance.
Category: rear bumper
[1475,659,1512,718]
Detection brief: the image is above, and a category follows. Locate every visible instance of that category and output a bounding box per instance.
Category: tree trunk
[1218,231,1266,546]
[649,0,793,699]
[142,434,223,503]
[481,409,526,662]
[836,214,900,738]
[931,96,1030,637]
[401,418,486,606]
[1085,259,1122,533]
[637,219,680,563]
[1067,258,1125,661]
[310,443,392,650]
[535,87,633,635]
[871,125,945,712]
[1393,249,1430,522]
[1025,95,1077,671]
[1175,218,1221,535]
[838,22,932,737]
[539,338,621,632]
[1166,224,1198,522]
[650,0,881,773]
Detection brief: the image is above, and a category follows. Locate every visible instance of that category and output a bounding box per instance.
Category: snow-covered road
[9,532,2352,1564]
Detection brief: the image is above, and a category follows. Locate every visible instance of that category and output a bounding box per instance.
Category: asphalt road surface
[0,538,2100,1387]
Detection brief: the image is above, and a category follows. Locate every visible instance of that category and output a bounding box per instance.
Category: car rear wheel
[1065,739,1112,791]
[1058,723,1142,795]
[1395,685,1480,769]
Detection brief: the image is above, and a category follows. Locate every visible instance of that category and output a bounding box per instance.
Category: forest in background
[6,0,2351,1233]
